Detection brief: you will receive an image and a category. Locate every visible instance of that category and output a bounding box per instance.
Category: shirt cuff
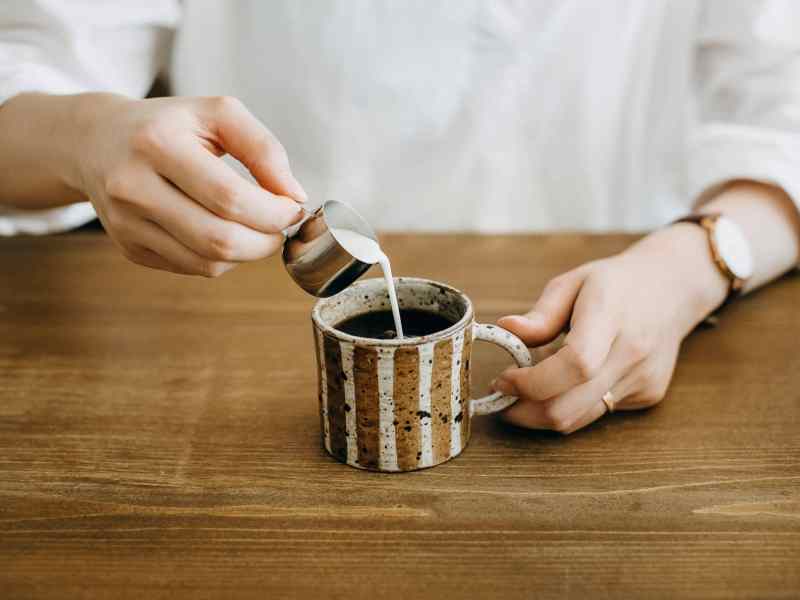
[688,123,800,269]
[0,61,91,105]
[688,123,800,213]
[0,202,97,236]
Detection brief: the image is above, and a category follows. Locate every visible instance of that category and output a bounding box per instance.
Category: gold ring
[601,390,616,413]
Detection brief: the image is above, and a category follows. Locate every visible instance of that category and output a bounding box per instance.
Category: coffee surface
[335,309,456,339]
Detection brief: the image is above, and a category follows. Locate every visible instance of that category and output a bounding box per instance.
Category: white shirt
[1,0,799,234]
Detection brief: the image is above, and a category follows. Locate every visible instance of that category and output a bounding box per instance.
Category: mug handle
[470,322,534,416]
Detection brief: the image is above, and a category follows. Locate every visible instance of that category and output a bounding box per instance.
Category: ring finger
[551,359,654,433]
[556,378,635,434]
[501,338,639,433]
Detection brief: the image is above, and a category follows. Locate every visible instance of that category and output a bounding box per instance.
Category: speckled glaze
[312,278,533,472]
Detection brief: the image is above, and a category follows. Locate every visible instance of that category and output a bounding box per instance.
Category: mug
[311,277,533,472]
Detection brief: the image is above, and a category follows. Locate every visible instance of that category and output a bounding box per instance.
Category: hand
[74,93,307,276]
[491,224,729,434]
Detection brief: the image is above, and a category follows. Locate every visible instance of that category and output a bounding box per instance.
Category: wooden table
[1,233,798,599]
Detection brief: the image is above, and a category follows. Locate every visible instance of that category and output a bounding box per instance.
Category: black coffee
[335,309,456,339]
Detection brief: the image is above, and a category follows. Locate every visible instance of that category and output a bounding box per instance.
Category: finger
[490,333,564,390]
[126,218,236,277]
[124,247,182,274]
[531,332,566,363]
[613,349,677,411]
[557,367,645,433]
[200,96,307,203]
[501,336,635,433]
[148,134,303,235]
[501,377,605,433]
[133,171,286,262]
[497,266,589,347]
[494,280,618,402]
[559,400,608,435]
[557,375,648,435]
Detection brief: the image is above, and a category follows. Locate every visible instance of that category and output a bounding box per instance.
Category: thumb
[498,266,588,347]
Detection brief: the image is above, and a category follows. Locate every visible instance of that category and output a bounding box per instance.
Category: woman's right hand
[74,93,307,276]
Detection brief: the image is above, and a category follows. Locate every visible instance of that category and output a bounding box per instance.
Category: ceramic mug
[311,277,533,472]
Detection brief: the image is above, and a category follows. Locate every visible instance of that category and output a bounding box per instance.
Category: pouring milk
[329,227,404,339]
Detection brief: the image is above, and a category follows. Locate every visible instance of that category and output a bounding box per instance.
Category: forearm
[0,92,89,209]
[624,181,800,334]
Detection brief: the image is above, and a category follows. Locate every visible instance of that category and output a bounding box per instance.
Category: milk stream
[330,227,404,339]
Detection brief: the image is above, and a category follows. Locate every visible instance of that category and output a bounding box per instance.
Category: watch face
[712,217,754,279]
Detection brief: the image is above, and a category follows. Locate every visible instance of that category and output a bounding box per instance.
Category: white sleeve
[0,0,180,236]
[690,0,800,212]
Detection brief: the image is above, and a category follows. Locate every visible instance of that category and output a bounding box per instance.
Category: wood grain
[1,233,798,599]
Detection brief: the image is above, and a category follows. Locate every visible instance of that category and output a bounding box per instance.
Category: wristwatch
[674,213,754,305]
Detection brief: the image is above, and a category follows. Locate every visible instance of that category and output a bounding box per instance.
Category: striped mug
[312,277,533,472]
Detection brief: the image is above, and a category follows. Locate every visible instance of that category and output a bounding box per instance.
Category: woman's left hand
[491,224,730,434]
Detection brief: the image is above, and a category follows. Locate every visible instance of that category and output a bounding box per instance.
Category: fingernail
[492,378,516,396]
[289,204,305,226]
[292,180,308,203]
[500,314,536,325]
[283,170,307,203]
[497,315,522,328]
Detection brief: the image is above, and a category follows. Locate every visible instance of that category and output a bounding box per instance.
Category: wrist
[0,91,131,210]
[623,223,729,333]
[67,92,132,195]
[7,92,92,197]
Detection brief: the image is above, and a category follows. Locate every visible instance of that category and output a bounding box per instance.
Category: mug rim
[311,277,474,346]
